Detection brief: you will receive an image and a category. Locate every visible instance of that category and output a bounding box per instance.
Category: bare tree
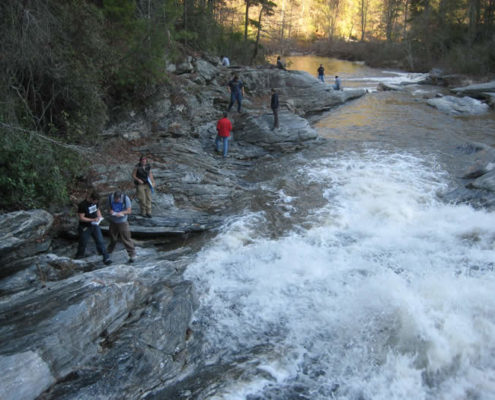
[360,0,370,40]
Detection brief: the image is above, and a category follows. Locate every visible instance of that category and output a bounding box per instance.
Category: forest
[0,0,494,210]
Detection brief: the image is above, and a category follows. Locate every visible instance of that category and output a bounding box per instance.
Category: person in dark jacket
[75,191,112,265]
[270,88,279,130]
[227,75,245,112]
[276,56,287,70]
[132,155,155,218]
[317,64,325,82]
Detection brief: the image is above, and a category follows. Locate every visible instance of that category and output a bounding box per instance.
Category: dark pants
[272,107,279,129]
[228,93,242,112]
[76,225,109,261]
[107,222,136,257]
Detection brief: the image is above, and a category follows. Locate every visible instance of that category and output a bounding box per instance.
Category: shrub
[0,126,86,210]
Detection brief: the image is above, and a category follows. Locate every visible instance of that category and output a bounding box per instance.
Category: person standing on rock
[270,88,279,130]
[132,155,155,218]
[216,112,233,158]
[107,191,136,263]
[75,192,112,265]
[317,64,325,82]
[227,75,244,113]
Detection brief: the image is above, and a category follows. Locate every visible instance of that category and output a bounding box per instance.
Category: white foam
[185,150,495,399]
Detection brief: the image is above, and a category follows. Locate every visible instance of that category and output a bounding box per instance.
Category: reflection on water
[287,55,431,92]
[279,55,495,148]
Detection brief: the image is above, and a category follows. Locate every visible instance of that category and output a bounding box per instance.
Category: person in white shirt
[221,55,230,67]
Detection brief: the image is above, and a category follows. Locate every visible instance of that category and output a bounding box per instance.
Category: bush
[0,126,86,210]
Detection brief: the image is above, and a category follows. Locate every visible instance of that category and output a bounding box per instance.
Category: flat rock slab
[234,111,318,152]
[100,212,223,237]
[452,80,495,98]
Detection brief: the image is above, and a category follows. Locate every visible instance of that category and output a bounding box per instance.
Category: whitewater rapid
[185,149,495,400]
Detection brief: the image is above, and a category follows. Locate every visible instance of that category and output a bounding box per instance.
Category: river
[168,57,495,399]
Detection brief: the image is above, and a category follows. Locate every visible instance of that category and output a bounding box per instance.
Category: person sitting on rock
[132,155,155,218]
[75,191,112,265]
[221,55,230,67]
[107,191,136,263]
[276,56,287,71]
[215,112,233,158]
[333,75,342,90]
[227,75,245,113]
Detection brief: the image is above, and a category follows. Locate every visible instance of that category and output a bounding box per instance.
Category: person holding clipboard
[132,155,156,218]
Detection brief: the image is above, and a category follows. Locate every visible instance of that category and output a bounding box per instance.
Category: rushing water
[181,57,495,400]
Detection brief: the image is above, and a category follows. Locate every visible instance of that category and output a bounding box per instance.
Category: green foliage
[0,126,87,210]
[101,0,177,106]
[0,0,257,210]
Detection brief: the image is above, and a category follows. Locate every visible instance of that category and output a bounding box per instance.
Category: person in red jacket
[215,112,233,158]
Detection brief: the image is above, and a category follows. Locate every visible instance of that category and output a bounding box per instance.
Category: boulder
[427,95,490,115]
[421,70,470,87]
[232,68,366,115]
[377,82,404,91]
[451,80,495,99]
[469,169,495,192]
[175,57,194,74]
[234,111,319,152]
[0,210,53,279]
[0,351,55,400]
[194,59,219,83]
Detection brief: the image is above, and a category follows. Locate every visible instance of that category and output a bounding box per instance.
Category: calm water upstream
[177,57,495,399]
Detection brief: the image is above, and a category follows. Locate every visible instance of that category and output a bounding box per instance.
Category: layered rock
[0,254,197,400]
[451,80,495,99]
[0,210,53,279]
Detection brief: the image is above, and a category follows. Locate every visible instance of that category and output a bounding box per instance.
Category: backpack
[108,193,129,213]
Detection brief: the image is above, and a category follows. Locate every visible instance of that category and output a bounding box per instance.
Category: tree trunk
[244,0,250,40]
[251,8,263,64]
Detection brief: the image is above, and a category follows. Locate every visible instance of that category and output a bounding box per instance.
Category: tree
[251,0,277,62]
[359,0,370,40]
[244,0,261,40]
[382,0,402,40]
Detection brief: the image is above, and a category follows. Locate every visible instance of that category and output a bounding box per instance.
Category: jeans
[318,75,324,82]
[228,93,242,112]
[215,135,229,157]
[76,225,110,261]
